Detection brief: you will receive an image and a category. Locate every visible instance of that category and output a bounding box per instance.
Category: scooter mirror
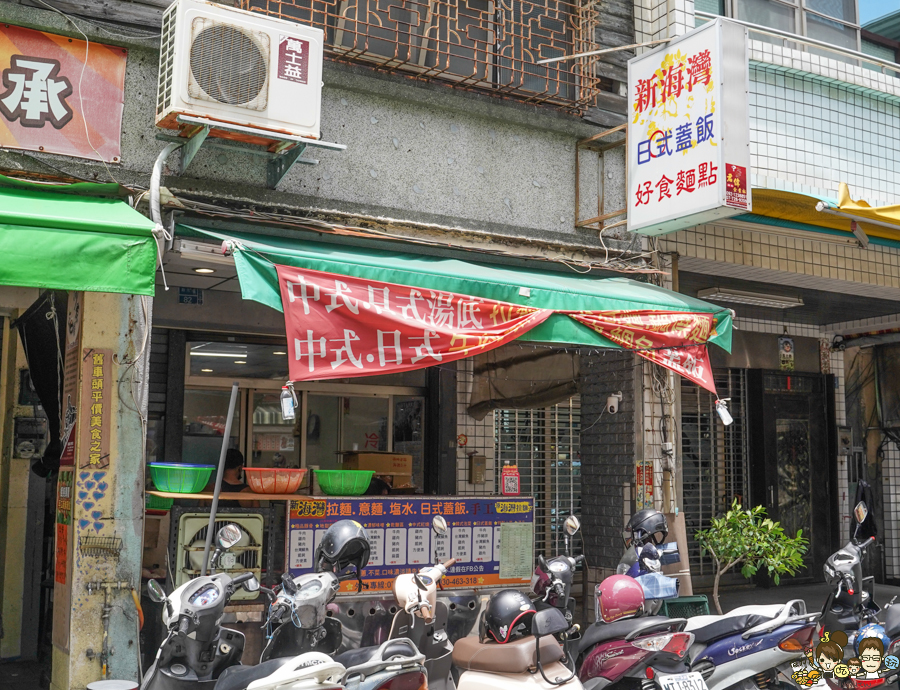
[243,576,260,592]
[854,501,869,524]
[147,579,166,603]
[216,523,243,550]
[432,515,448,536]
[564,516,581,537]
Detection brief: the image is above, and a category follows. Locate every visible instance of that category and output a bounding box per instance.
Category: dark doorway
[748,371,837,581]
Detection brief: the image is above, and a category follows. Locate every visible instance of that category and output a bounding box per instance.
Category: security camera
[607,392,623,415]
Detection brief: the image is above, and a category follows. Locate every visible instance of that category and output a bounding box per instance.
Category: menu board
[286,496,534,593]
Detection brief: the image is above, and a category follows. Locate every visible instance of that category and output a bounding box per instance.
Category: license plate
[658,672,709,690]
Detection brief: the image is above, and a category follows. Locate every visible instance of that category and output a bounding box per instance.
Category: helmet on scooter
[624,509,668,547]
[315,520,370,575]
[596,575,645,623]
[854,624,890,655]
[479,589,537,644]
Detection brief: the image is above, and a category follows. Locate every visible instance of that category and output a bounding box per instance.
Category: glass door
[249,390,301,468]
[182,388,242,465]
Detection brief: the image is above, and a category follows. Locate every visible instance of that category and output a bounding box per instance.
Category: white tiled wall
[749,63,900,205]
[456,358,497,495]
[634,0,695,47]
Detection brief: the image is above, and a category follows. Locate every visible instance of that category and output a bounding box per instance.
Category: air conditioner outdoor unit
[157,0,324,140]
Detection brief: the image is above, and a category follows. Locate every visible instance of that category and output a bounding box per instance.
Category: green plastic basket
[315,470,374,496]
[149,463,215,493]
[659,595,710,618]
[145,494,174,512]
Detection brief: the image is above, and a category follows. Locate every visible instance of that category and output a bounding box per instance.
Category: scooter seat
[579,616,684,655]
[452,635,563,674]
[216,657,295,690]
[684,612,777,645]
[335,640,420,669]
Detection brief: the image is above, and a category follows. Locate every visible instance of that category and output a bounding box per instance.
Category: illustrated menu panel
[286,496,534,592]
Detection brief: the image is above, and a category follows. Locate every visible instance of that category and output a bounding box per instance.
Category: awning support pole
[200,381,240,576]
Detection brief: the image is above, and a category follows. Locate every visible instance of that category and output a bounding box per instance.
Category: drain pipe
[149,142,184,290]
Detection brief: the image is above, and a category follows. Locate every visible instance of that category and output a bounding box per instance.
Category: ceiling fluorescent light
[698,287,804,309]
[189,351,248,357]
[174,239,236,266]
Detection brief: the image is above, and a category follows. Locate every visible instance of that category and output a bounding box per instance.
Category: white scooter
[389,515,457,690]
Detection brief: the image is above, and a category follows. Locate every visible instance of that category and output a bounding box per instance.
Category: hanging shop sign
[627,18,751,236]
[570,310,717,394]
[79,348,112,469]
[276,265,719,394]
[277,264,552,381]
[636,460,654,510]
[55,468,73,585]
[0,24,127,162]
[779,335,795,372]
[286,496,535,592]
[60,292,82,466]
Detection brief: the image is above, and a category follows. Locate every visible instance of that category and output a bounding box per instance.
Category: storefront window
[188,341,288,380]
[306,394,341,470]
[182,389,241,465]
[251,391,301,468]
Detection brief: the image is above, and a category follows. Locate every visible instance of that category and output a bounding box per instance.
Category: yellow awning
[748,186,900,244]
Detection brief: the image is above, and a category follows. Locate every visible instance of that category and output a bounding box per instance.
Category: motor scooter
[388,515,457,690]
[141,524,261,690]
[259,571,344,662]
[530,516,584,628]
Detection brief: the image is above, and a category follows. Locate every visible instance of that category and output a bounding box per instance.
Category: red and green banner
[276,265,720,395]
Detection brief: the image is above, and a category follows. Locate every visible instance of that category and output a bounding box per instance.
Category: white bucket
[86,681,139,690]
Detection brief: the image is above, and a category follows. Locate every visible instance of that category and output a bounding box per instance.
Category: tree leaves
[695,499,809,614]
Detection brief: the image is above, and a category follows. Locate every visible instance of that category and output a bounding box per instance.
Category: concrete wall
[0,2,620,251]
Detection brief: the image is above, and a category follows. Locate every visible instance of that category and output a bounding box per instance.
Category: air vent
[188,17,270,110]
[157,5,178,116]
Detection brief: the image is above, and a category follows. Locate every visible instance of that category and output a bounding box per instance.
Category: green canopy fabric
[0,183,157,295]
[185,225,733,352]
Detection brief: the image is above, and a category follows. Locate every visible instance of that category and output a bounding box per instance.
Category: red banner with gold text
[277,265,553,381]
[568,311,718,395]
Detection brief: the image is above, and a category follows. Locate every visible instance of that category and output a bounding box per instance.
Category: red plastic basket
[244,468,307,494]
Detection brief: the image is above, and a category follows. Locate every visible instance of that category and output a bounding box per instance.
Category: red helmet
[596,575,645,623]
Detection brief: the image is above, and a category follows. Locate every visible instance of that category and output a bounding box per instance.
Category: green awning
[0,181,157,295]
[184,226,733,352]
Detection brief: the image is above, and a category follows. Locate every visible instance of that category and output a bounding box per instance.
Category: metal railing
[243,0,604,113]
[696,11,900,76]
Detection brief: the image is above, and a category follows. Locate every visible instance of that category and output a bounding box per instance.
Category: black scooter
[142,524,261,689]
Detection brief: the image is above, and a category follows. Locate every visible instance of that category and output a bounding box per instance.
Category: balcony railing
[242,0,604,112]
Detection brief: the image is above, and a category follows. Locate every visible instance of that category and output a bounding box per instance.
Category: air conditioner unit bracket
[155,114,345,189]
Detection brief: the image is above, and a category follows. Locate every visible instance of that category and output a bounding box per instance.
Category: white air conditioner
[157,0,324,139]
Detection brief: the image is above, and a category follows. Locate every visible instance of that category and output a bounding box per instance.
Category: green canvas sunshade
[0,179,157,295]
[185,226,732,353]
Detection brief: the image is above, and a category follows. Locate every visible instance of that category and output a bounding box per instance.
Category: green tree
[695,500,808,614]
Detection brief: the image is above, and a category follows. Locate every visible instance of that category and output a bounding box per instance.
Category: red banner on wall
[276,266,553,381]
[569,310,717,394]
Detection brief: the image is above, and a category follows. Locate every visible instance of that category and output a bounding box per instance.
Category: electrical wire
[32,0,124,185]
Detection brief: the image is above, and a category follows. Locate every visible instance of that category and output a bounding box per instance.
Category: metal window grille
[680,369,749,587]
[241,0,603,112]
[495,397,582,557]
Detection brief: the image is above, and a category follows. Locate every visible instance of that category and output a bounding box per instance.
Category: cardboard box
[341,452,413,476]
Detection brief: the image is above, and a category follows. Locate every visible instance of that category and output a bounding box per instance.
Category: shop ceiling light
[193,267,216,274]
[234,360,247,364]
[190,351,247,357]
[697,287,804,309]
[272,351,287,355]
[174,239,235,266]
[201,368,213,373]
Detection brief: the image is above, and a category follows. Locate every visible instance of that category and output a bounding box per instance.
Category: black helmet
[479,589,536,644]
[625,509,668,547]
[315,520,370,576]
